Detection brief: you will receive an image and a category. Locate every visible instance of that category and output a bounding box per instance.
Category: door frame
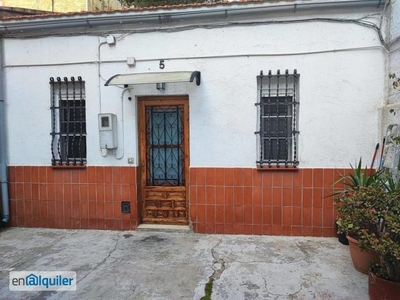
[137,95,190,224]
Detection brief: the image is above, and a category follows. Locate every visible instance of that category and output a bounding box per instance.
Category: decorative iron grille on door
[50,77,86,166]
[256,70,300,167]
[146,106,185,186]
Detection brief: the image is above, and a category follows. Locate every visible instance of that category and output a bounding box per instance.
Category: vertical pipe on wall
[0,38,9,223]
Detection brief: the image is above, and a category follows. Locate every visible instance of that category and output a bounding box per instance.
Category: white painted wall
[3,6,387,168]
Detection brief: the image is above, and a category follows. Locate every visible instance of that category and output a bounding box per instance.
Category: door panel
[138,97,189,225]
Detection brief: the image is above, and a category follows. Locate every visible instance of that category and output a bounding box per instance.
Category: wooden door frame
[137,95,190,224]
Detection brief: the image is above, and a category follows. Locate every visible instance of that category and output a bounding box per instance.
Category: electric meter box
[98,113,118,149]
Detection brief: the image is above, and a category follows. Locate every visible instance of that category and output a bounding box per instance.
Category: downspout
[0,38,9,224]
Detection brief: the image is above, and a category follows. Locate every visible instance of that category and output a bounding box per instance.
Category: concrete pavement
[0,228,368,299]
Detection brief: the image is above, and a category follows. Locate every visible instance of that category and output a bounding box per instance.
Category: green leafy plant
[358,188,400,282]
[329,158,382,199]
[335,185,388,236]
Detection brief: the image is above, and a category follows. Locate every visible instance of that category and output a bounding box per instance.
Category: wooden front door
[138,96,189,225]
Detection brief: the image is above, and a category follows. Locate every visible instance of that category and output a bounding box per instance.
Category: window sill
[52,164,86,169]
[257,166,298,172]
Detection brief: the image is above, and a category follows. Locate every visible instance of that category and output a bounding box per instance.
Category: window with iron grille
[50,76,86,166]
[256,70,299,168]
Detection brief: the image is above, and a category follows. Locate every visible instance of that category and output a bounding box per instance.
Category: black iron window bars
[255,70,300,168]
[146,106,185,186]
[50,76,86,166]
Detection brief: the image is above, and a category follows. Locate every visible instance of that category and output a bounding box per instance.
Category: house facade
[0,0,397,236]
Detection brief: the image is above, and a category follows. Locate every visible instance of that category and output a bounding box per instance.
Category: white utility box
[98,113,118,149]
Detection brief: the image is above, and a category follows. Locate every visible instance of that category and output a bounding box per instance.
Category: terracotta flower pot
[369,271,400,300]
[347,235,379,274]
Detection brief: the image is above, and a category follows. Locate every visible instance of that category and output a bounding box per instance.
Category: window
[256,70,299,168]
[50,76,86,166]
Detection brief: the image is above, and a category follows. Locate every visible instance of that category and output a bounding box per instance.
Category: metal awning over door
[104,71,201,86]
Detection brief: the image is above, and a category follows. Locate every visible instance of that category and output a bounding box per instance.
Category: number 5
[159,60,165,69]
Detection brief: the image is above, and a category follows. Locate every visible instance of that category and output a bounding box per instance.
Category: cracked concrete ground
[0,228,368,299]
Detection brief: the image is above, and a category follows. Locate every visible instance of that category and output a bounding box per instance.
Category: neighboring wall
[382,0,400,128]
[0,0,121,12]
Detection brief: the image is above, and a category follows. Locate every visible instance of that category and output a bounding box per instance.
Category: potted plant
[331,158,382,246]
[358,175,400,299]
[335,185,383,273]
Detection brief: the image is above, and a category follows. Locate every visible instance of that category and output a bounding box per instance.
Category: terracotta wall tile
[15,166,23,182]
[253,169,262,186]
[313,208,322,227]
[253,225,262,235]
[39,167,47,183]
[283,207,292,226]
[233,168,244,186]
[189,168,196,186]
[271,225,282,235]
[272,188,281,206]
[225,205,234,223]
[293,169,303,187]
[215,168,224,186]
[206,206,215,223]
[62,170,71,183]
[313,169,323,188]
[32,184,39,201]
[272,173,282,187]
[313,189,323,208]
[233,187,244,206]
[303,169,313,187]
[215,205,224,223]
[225,187,233,205]
[303,208,312,227]
[206,168,216,186]
[47,168,54,183]
[263,188,271,206]
[303,189,312,207]
[243,168,252,187]
[95,167,104,183]
[31,167,39,183]
[323,168,334,187]
[234,224,244,234]
[206,186,215,205]
[292,207,302,226]
[244,224,253,235]
[63,184,72,202]
[87,167,96,183]
[282,172,293,188]
[23,183,32,200]
[244,206,252,224]
[197,187,205,205]
[282,188,292,206]
[234,205,244,223]
[197,205,205,223]
[205,223,216,234]
[215,187,225,205]
[253,206,262,224]
[252,187,262,206]
[263,206,272,225]
[216,224,224,234]
[225,168,234,187]
[112,167,121,184]
[23,167,31,183]
[97,184,105,202]
[197,168,206,186]
[272,207,282,225]
[8,166,339,237]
